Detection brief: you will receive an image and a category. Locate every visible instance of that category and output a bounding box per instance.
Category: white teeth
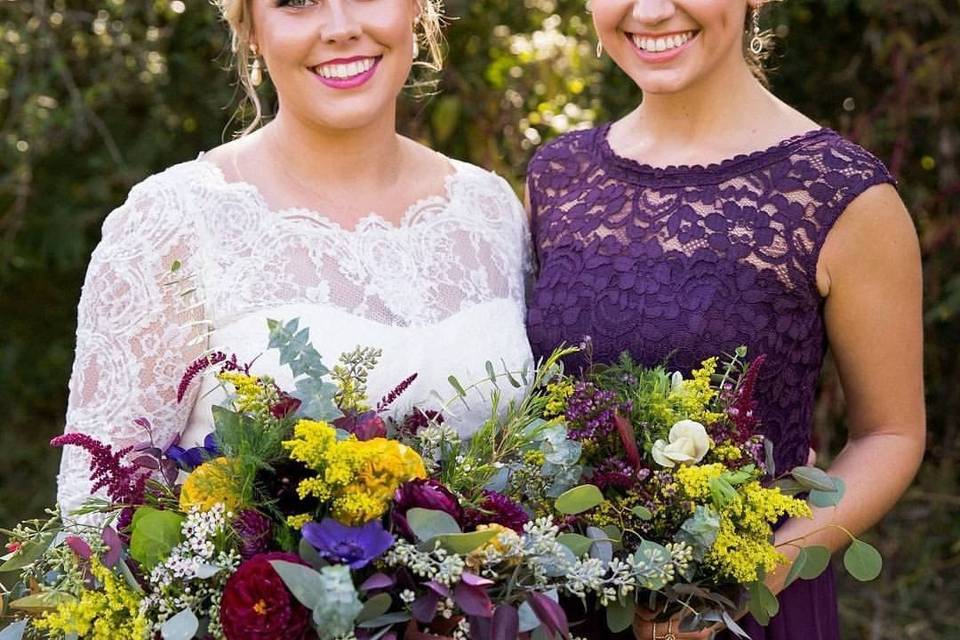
[631,31,695,53]
[315,57,376,80]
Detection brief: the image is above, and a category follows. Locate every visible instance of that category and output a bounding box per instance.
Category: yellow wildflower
[286,513,313,530]
[711,444,744,462]
[284,420,427,526]
[466,524,521,569]
[705,480,812,583]
[544,380,575,417]
[669,357,723,424]
[179,457,243,513]
[35,557,148,639]
[675,463,727,502]
[217,371,271,414]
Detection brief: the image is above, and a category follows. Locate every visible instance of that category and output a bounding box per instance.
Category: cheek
[591,0,630,37]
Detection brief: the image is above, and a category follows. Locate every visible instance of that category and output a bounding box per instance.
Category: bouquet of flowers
[0,319,602,640]
[540,346,883,637]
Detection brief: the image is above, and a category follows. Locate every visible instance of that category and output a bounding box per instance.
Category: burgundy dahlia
[392,478,464,537]
[234,510,274,560]
[220,552,312,640]
[463,491,530,533]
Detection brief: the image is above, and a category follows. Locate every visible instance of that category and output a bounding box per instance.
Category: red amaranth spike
[177,351,228,403]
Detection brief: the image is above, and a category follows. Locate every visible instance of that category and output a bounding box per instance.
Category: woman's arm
[767,183,926,593]
[57,174,208,518]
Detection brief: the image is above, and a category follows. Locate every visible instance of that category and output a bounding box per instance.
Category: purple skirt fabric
[525,123,895,640]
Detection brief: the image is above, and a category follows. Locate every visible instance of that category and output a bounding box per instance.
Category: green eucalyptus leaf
[630,505,653,520]
[435,529,499,555]
[160,607,199,640]
[558,533,593,557]
[269,560,326,610]
[555,484,604,515]
[605,598,635,633]
[406,508,461,541]
[790,466,836,492]
[356,593,393,624]
[798,546,831,580]
[843,540,882,581]
[809,477,846,508]
[0,620,28,640]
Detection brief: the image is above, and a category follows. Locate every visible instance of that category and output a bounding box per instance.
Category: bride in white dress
[57,0,533,515]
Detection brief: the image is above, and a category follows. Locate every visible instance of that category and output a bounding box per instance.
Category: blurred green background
[0,0,957,637]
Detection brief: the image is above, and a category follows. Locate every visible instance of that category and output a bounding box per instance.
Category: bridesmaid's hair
[743,1,778,86]
[213,0,446,135]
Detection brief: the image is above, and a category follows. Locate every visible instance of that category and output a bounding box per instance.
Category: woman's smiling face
[251,0,420,130]
[591,0,754,95]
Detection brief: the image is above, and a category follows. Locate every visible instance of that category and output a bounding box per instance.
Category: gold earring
[596,39,603,58]
[412,36,420,60]
[249,45,263,86]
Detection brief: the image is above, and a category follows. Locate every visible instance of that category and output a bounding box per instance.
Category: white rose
[651,420,711,468]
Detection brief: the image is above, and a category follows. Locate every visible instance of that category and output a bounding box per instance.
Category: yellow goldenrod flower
[35,557,148,639]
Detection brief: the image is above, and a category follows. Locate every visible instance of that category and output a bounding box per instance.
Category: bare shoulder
[817,184,920,297]
[200,132,264,181]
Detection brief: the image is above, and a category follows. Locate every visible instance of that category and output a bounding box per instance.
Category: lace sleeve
[57,172,207,517]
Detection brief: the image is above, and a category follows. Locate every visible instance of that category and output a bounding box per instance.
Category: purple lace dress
[525,124,895,640]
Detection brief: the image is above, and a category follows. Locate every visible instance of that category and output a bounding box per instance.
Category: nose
[631,0,676,25]
[322,0,362,44]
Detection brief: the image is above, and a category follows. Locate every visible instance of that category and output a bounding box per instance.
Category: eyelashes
[275,0,317,8]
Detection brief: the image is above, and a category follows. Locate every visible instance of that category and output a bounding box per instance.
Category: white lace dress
[56,156,534,516]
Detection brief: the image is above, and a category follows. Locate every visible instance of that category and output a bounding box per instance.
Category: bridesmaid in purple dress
[525,1,925,639]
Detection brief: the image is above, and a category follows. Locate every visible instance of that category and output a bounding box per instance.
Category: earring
[249,45,263,86]
[412,36,420,60]
[596,39,603,58]
[749,6,764,55]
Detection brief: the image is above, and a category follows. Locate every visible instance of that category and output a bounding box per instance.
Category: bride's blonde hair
[213,0,446,134]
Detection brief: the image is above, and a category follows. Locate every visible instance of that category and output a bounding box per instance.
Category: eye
[276,0,317,8]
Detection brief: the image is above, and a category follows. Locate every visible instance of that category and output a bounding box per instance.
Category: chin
[624,68,696,95]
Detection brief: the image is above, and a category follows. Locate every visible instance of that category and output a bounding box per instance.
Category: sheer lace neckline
[596,123,835,185]
[193,154,465,233]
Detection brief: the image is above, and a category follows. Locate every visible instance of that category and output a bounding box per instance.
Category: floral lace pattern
[58,157,532,515]
[526,124,894,476]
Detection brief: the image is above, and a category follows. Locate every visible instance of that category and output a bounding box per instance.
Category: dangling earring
[596,39,604,59]
[749,6,764,56]
[412,36,420,60]
[249,45,263,87]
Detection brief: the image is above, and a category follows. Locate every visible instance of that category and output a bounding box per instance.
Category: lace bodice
[526,124,895,475]
[57,156,534,516]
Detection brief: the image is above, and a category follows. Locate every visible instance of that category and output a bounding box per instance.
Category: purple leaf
[360,572,396,592]
[460,572,495,587]
[132,455,160,470]
[160,458,180,484]
[412,591,441,623]
[65,536,92,560]
[469,615,492,640]
[425,581,451,599]
[492,604,519,640]
[454,583,494,618]
[527,592,569,639]
[101,526,122,567]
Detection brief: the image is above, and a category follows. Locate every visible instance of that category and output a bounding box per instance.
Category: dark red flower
[234,510,274,560]
[220,552,312,640]
[463,491,530,533]
[392,479,464,538]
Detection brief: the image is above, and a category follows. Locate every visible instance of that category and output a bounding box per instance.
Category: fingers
[631,617,722,639]
[807,446,818,466]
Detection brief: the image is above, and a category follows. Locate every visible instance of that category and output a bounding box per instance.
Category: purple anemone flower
[165,433,221,471]
[302,519,394,570]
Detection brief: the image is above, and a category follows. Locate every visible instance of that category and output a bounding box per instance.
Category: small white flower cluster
[415,423,460,470]
[140,504,240,634]
[384,539,466,586]
[520,517,571,582]
[452,617,471,640]
[665,541,694,575]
